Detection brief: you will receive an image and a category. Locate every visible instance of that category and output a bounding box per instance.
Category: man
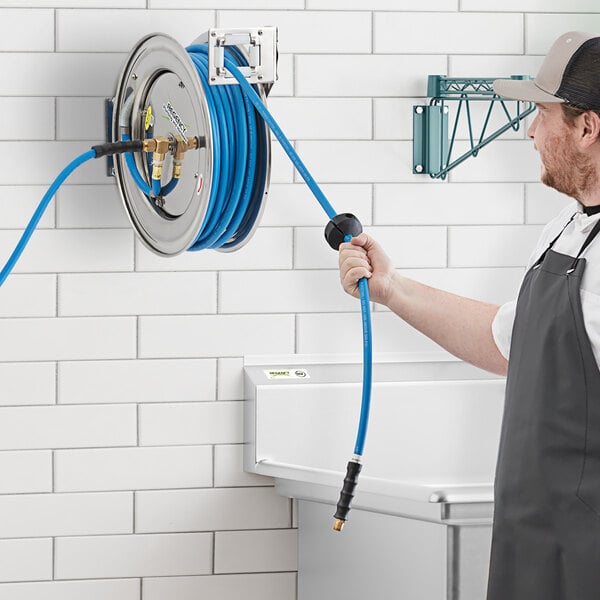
[339,31,600,600]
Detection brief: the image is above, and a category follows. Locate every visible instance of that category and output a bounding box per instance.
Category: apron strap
[534,212,576,267]
[576,217,600,259]
[565,215,600,274]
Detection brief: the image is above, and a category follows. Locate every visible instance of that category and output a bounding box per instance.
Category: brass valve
[142,136,171,155]
[142,136,171,182]
[142,136,200,183]
[173,137,200,179]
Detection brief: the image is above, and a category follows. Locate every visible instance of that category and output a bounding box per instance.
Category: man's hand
[338,233,398,306]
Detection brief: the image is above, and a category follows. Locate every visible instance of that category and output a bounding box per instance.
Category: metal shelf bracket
[413,75,536,180]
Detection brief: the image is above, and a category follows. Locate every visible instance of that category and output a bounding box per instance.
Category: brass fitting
[142,136,170,182]
[186,136,200,151]
[172,137,200,179]
[173,159,183,179]
[333,518,345,532]
[142,136,170,155]
[152,156,165,182]
[142,135,200,183]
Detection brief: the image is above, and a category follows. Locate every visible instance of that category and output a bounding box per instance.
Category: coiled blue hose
[186,44,260,250]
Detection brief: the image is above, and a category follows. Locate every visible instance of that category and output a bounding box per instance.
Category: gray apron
[486,214,600,600]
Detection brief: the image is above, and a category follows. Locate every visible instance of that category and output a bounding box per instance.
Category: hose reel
[110,29,277,256]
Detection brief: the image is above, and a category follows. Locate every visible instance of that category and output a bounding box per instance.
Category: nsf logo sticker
[264,368,310,380]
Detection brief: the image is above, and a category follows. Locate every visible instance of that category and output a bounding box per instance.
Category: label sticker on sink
[264,368,310,380]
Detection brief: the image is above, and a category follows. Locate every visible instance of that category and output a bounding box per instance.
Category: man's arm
[339,233,508,376]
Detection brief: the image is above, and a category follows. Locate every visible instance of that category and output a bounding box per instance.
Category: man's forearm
[386,273,509,376]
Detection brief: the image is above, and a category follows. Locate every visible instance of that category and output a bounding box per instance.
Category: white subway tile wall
[135,487,291,532]
[217,10,372,54]
[143,573,296,600]
[54,446,214,491]
[0,492,133,538]
[0,362,56,406]
[0,5,576,598]
[0,539,53,583]
[56,9,215,52]
[214,529,298,574]
[0,579,141,600]
[449,54,546,79]
[56,185,130,228]
[462,0,598,11]
[0,451,52,494]
[0,187,56,228]
[54,533,213,579]
[217,357,245,401]
[58,358,217,403]
[526,15,600,54]
[0,275,56,317]
[374,12,524,54]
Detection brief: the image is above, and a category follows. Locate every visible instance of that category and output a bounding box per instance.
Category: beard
[540,134,597,200]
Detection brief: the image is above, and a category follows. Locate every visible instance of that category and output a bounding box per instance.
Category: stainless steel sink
[244,353,505,600]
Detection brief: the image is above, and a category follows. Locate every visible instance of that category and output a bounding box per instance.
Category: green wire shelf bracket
[413,75,536,180]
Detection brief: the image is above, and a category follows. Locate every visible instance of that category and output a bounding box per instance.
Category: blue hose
[214,51,373,461]
[0,149,96,287]
[161,177,179,196]
[218,51,374,524]
[152,177,161,197]
[355,277,372,457]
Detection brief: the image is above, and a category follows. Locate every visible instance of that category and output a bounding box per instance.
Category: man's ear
[579,110,600,148]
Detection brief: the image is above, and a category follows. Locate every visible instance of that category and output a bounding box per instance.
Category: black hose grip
[92,140,144,158]
[324,213,363,250]
[333,459,362,527]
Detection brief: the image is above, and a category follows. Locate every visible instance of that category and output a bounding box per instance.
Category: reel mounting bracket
[196,26,278,86]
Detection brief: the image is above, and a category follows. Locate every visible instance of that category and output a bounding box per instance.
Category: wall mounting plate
[111,32,271,256]
[205,26,278,86]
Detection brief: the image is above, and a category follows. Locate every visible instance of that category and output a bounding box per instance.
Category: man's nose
[527,114,538,139]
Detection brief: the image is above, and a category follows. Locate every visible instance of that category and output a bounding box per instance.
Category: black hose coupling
[91,140,144,158]
[324,213,363,250]
[333,458,362,531]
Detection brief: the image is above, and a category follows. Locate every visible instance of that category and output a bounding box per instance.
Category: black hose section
[333,459,362,528]
[92,140,144,158]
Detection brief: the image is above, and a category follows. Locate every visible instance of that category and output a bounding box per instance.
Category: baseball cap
[493,31,600,110]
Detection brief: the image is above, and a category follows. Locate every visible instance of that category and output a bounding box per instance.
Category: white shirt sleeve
[492,299,517,361]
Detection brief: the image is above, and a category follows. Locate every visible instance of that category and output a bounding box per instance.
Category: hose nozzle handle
[333,458,362,531]
[324,213,362,250]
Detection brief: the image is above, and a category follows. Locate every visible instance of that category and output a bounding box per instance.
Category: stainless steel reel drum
[111,32,272,256]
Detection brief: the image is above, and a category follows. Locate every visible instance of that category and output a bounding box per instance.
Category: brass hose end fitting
[151,155,165,181]
[173,160,183,179]
[333,518,345,532]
